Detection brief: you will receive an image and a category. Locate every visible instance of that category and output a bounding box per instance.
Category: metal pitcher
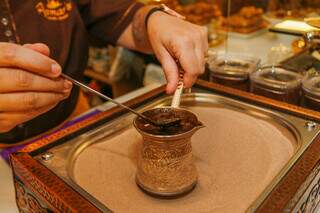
[133,107,204,197]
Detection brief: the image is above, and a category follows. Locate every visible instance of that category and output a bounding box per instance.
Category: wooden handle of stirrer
[171,70,184,108]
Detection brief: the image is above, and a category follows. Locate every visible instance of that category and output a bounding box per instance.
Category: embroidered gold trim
[35,0,72,21]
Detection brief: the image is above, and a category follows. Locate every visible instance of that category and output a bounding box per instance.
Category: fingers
[0,104,58,132]
[0,68,72,93]
[0,92,70,112]
[162,27,208,89]
[180,27,208,88]
[0,42,61,78]
[194,27,209,75]
[200,27,209,52]
[154,45,179,94]
[23,43,50,56]
[174,40,200,88]
[0,42,69,132]
[147,13,209,90]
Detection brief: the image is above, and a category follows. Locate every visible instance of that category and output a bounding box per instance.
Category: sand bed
[72,106,296,213]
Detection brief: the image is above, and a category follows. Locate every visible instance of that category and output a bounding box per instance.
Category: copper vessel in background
[133,107,204,197]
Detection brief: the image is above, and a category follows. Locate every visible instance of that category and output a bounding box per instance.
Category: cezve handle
[171,70,184,108]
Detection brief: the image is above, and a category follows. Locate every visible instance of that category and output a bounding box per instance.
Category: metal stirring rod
[61,73,163,126]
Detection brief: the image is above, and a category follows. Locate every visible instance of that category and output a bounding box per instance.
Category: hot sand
[73,106,296,213]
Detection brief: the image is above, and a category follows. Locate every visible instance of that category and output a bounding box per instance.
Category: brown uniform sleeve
[76,0,144,45]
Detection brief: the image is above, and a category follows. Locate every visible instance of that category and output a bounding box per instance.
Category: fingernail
[51,63,61,75]
[64,80,72,89]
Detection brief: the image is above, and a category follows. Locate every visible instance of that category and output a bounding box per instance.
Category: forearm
[116,5,155,54]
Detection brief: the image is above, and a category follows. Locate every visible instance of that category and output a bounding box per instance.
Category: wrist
[145,4,185,29]
[132,5,157,53]
[132,4,185,54]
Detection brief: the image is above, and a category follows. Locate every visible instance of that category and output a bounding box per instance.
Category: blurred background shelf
[84,69,111,85]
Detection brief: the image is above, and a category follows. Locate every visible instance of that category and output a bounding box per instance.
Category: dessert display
[218,6,268,34]
[176,1,221,25]
[250,66,303,104]
[267,0,320,19]
[207,53,260,91]
[268,8,319,19]
[302,75,320,111]
[148,0,221,25]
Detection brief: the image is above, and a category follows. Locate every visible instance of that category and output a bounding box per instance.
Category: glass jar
[250,66,302,104]
[133,107,204,197]
[207,52,260,91]
[302,74,320,110]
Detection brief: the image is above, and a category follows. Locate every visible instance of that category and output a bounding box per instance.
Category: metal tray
[34,92,320,213]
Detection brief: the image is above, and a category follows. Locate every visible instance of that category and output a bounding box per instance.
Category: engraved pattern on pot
[137,136,197,192]
[134,107,202,196]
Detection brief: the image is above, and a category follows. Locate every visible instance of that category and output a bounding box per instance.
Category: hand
[0,43,72,133]
[147,12,208,93]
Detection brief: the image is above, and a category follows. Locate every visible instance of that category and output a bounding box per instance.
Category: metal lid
[302,75,320,98]
[207,53,260,80]
[250,66,302,91]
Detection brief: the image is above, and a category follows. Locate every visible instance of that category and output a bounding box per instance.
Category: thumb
[23,43,50,56]
[156,46,179,94]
